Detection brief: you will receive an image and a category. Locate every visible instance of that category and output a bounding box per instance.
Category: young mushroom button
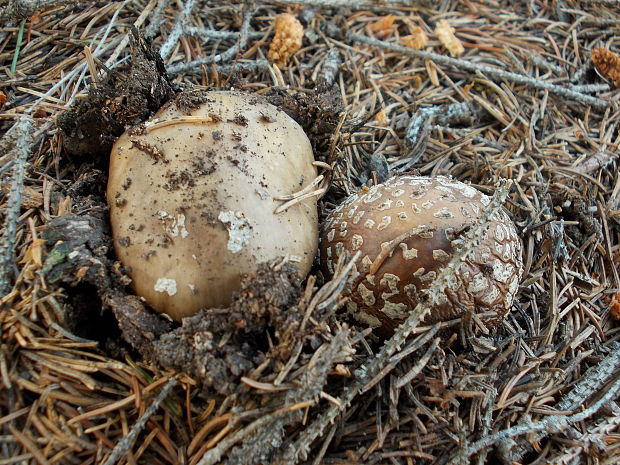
[107,91,318,321]
[320,176,523,334]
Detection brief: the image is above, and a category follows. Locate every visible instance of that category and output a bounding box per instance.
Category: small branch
[144,0,171,40]
[394,337,439,389]
[167,7,254,75]
[403,106,440,152]
[0,0,91,22]
[559,343,620,410]
[403,101,485,165]
[498,342,620,463]
[550,405,620,464]
[569,83,611,93]
[348,33,608,109]
[159,0,196,60]
[101,377,178,465]
[0,116,35,297]
[197,329,354,465]
[273,189,326,214]
[215,59,270,74]
[185,26,263,41]
[268,0,415,7]
[274,175,326,214]
[448,376,620,465]
[572,151,617,174]
[319,48,342,87]
[274,175,324,201]
[530,54,564,75]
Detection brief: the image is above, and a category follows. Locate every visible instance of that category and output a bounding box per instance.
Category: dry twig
[0,116,35,297]
[449,377,620,465]
[100,377,178,465]
[348,33,609,109]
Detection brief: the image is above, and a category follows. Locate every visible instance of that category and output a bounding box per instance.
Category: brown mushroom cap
[107,91,318,321]
[320,175,523,332]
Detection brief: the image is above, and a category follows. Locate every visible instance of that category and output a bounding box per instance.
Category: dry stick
[215,59,270,74]
[270,0,415,7]
[30,1,126,111]
[394,337,440,389]
[0,2,127,286]
[0,26,123,294]
[501,341,620,463]
[401,100,485,171]
[570,83,611,93]
[0,0,92,21]
[197,330,353,465]
[0,116,35,298]
[101,377,178,465]
[159,0,196,60]
[144,0,171,39]
[447,376,620,465]
[274,175,324,201]
[276,180,513,464]
[530,54,564,75]
[347,33,608,109]
[361,325,441,394]
[185,26,263,41]
[197,411,296,465]
[319,48,342,86]
[572,150,617,174]
[549,404,620,464]
[273,189,327,214]
[167,7,254,75]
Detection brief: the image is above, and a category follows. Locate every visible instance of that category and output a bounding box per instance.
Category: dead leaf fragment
[23,239,46,267]
[435,19,464,56]
[369,14,397,39]
[373,109,389,126]
[401,26,428,50]
[592,47,620,86]
[268,13,304,67]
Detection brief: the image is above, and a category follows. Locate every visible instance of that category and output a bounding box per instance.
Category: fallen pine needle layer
[0,1,619,464]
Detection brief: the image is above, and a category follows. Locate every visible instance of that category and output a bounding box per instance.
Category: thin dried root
[274,175,324,201]
[273,174,327,215]
[273,189,327,214]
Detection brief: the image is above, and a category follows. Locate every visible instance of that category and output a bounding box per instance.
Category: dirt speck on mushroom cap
[320,175,523,333]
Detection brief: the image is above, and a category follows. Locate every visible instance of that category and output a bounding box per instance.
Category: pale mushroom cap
[107,91,318,320]
[320,175,523,332]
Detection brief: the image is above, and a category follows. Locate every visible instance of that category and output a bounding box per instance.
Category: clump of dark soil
[42,202,307,392]
[57,28,175,159]
[151,261,305,394]
[266,85,344,158]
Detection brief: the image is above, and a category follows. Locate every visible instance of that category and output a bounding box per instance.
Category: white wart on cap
[320,175,523,333]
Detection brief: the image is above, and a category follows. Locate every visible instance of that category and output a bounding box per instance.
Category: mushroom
[107,90,318,321]
[320,175,523,333]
